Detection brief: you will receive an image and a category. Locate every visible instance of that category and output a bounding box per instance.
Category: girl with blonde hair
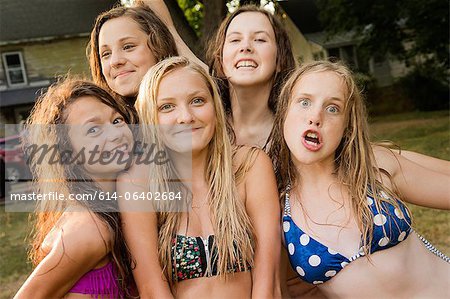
[15,79,136,298]
[117,56,281,298]
[269,60,449,298]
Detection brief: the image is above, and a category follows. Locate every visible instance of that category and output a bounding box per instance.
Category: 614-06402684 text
[8,191,183,201]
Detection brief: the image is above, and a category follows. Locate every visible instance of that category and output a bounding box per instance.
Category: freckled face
[65,96,133,179]
[156,68,216,156]
[99,16,157,97]
[222,12,278,88]
[283,71,347,166]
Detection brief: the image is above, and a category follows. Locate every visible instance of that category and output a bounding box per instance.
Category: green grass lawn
[0,212,31,298]
[0,110,449,298]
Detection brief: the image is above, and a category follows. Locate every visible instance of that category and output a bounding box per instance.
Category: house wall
[0,37,91,127]
[282,14,320,64]
[0,36,91,88]
[389,58,412,79]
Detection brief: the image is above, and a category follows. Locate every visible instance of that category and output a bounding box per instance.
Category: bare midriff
[173,271,252,299]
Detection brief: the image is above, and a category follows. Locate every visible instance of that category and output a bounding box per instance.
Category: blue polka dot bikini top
[283,187,412,285]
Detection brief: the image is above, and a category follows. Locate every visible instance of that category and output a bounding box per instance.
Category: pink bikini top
[68,261,123,298]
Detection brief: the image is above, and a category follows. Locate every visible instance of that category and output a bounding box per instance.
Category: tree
[169,0,279,59]
[317,0,449,78]
[202,0,228,43]
[165,0,202,55]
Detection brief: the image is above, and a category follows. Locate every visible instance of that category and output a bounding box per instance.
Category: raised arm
[141,0,208,70]
[400,150,450,176]
[374,146,450,210]
[373,144,450,176]
[15,213,109,298]
[117,166,174,299]
[241,149,282,298]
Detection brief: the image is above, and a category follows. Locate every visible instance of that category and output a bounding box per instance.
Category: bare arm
[15,213,109,298]
[372,144,450,176]
[400,150,450,176]
[241,149,282,298]
[117,166,174,299]
[141,0,208,70]
[374,146,450,210]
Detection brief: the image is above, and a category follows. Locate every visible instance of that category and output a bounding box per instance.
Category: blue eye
[326,105,339,114]
[299,99,311,108]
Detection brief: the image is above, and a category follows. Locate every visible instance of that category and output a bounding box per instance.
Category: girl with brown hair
[206,4,296,150]
[15,79,136,298]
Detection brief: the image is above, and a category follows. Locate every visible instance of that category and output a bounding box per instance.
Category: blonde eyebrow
[158,90,208,102]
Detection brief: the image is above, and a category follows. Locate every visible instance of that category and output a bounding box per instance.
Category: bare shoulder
[372,144,401,175]
[54,209,111,259]
[233,146,271,170]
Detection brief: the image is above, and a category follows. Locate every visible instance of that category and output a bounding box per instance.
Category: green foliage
[176,0,278,36]
[354,72,375,95]
[366,85,414,116]
[396,65,449,111]
[177,0,204,36]
[317,0,449,70]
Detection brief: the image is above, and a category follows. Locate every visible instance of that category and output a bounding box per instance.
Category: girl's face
[222,12,278,88]
[156,68,216,155]
[283,71,347,167]
[66,96,133,179]
[99,16,157,97]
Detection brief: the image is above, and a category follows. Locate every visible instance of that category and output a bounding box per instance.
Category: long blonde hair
[135,56,255,284]
[269,61,410,255]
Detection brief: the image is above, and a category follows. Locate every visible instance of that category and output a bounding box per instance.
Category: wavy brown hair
[25,78,136,294]
[206,4,296,115]
[269,61,411,256]
[88,2,178,102]
[135,56,256,286]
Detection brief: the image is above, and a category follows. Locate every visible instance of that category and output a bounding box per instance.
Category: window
[2,52,27,86]
[327,46,359,70]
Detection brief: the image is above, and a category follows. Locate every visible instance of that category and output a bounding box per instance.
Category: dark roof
[0,85,48,107]
[279,0,323,34]
[0,0,119,44]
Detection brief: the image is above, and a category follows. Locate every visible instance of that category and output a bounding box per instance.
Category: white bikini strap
[284,186,292,217]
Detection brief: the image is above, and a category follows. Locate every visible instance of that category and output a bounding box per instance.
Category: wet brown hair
[207,5,296,114]
[88,3,178,101]
[26,78,136,295]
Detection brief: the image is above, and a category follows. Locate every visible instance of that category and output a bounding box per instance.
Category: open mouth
[235,60,258,69]
[302,130,322,151]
